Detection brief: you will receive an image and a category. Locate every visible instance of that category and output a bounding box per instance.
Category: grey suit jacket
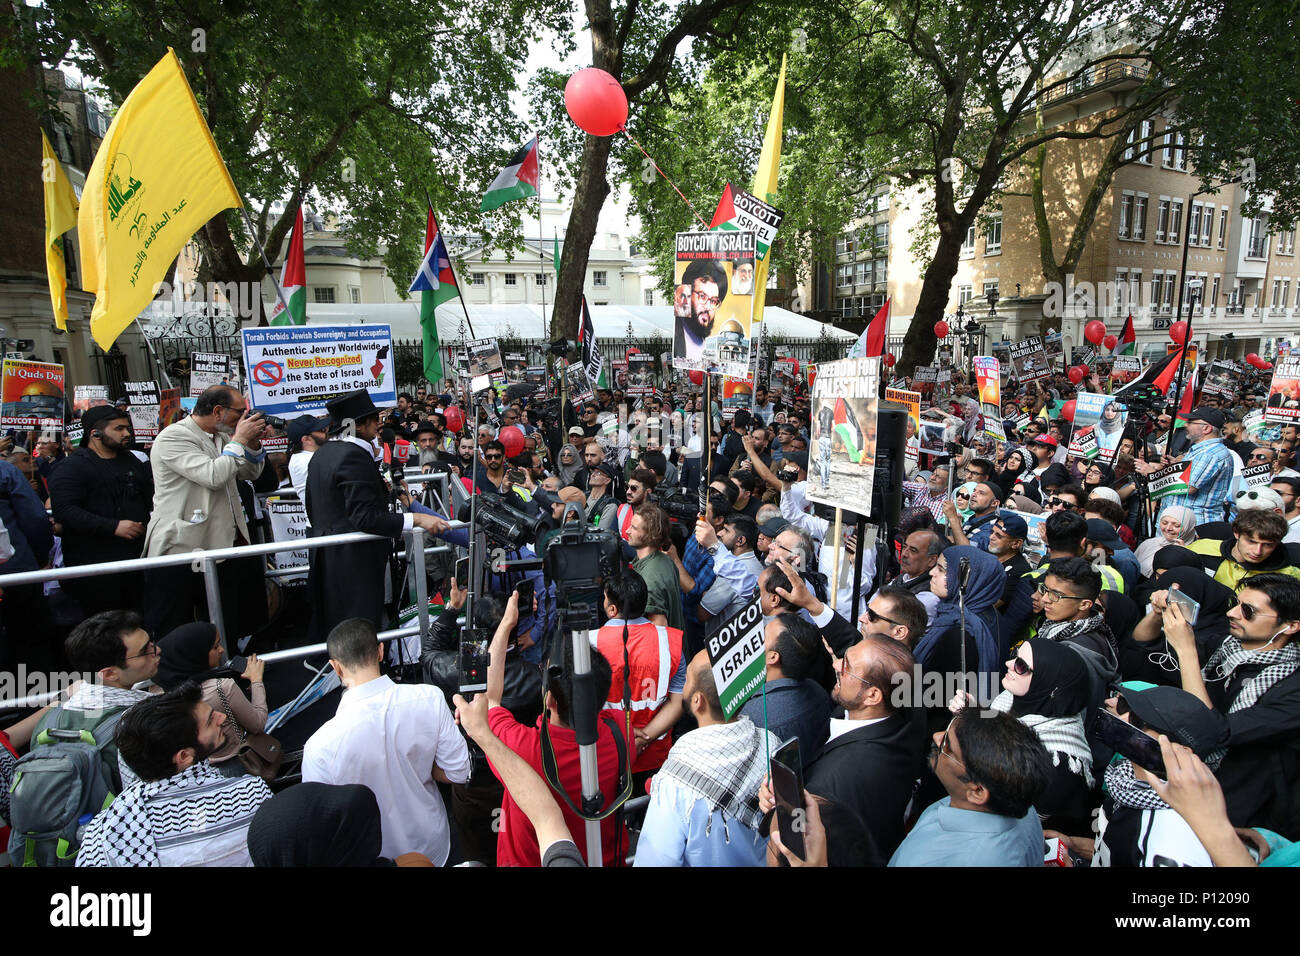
[143,416,263,556]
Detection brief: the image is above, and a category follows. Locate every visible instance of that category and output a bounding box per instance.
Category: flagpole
[423,191,476,342]
[538,184,548,344]
[239,208,295,323]
[1166,192,1197,451]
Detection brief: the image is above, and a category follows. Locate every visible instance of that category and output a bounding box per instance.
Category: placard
[806,356,879,515]
[1242,462,1274,489]
[1265,356,1300,424]
[705,594,766,719]
[627,352,657,398]
[974,357,1004,440]
[1067,391,1128,464]
[721,377,753,421]
[241,324,398,417]
[190,351,238,397]
[1109,355,1143,389]
[887,387,921,468]
[672,230,757,377]
[1010,337,1050,383]
[565,362,594,407]
[159,388,182,430]
[0,359,65,430]
[1145,460,1192,500]
[711,182,784,260]
[266,495,309,582]
[1201,359,1241,400]
[73,385,110,417]
[124,381,161,440]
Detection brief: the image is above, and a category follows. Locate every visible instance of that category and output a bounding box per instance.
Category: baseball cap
[1179,406,1227,429]
[287,415,329,445]
[567,424,585,436]
[1122,686,1230,758]
[81,404,128,432]
[758,517,791,538]
[1085,517,1125,552]
[994,511,1029,539]
[1234,487,1285,513]
[1029,434,1058,448]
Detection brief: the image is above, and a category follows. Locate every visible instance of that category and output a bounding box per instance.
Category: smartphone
[513,578,534,605]
[227,655,247,676]
[1167,588,1201,626]
[1089,708,1165,777]
[458,627,490,694]
[455,556,469,588]
[769,737,805,861]
[506,467,525,484]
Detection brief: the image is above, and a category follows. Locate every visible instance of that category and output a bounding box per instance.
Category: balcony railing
[1043,62,1150,105]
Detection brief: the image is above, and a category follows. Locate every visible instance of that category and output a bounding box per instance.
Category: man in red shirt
[485,593,627,867]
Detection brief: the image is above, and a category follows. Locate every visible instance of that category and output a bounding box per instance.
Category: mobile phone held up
[769,737,805,861]
[455,557,469,589]
[458,628,490,695]
[513,578,534,606]
[1088,708,1165,777]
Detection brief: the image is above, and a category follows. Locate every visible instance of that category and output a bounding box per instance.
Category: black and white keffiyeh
[64,683,151,717]
[1104,759,1168,812]
[989,692,1094,788]
[1202,636,1300,713]
[1039,613,1118,656]
[657,717,777,834]
[76,762,271,867]
[0,741,16,826]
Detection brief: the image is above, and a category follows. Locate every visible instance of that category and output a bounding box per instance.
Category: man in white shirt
[303,617,471,864]
[1270,475,1300,543]
[287,415,328,513]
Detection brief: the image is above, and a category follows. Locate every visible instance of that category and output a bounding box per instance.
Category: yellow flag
[42,131,79,332]
[749,55,786,324]
[78,48,242,350]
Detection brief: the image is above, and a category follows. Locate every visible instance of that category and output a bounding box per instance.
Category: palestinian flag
[269,204,307,326]
[1113,341,1195,417]
[1111,313,1136,357]
[480,136,539,212]
[849,298,891,358]
[833,398,865,463]
[1147,459,1193,499]
[408,206,455,384]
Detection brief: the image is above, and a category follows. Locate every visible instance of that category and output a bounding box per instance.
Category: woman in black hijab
[1130,545,1205,612]
[248,783,397,866]
[994,448,1028,501]
[1126,565,1234,686]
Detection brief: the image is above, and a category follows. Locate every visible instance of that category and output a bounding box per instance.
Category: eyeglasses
[836,655,873,688]
[1047,497,1075,510]
[1036,582,1087,604]
[484,453,503,461]
[938,721,964,767]
[865,605,902,628]
[1250,452,1274,462]
[1008,654,1033,676]
[691,291,721,309]
[124,640,159,662]
[220,404,247,415]
[1237,600,1280,622]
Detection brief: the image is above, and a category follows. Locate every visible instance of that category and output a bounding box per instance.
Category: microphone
[958,556,971,588]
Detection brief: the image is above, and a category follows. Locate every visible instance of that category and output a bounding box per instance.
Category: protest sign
[73,385,110,417]
[1109,355,1143,389]
[1242,463,1275,489]
[190,351,237,396]
[1070,346,1097,369]
[886,387,921,469]
[992,343,1012,381]
[525,366,547,398]
[0,359,65,431]
[1145,460,1192,500]
[159,388,182,430]
[705,594,766,719]
[565,362,594,407]
[1067,391,1127,463]
[973,357,1004,440]
[627,352,657,397]
[1167,343,1199,371]
[806,356,879,515]
[1201,360,1241,400]
[1266,356,1300,424]
[266,495,309,582]
[503,352,528,384]
[1244,408,1281,443]
[1044,332,1064,367]
[721,377,753,421]
[711,183,784,261]
[1006,510,1049,563]
[918,411,961,456]
[1010,337,1050,383]
[672,230,757,377]
[241,325,397,417]
[124,381,161,440]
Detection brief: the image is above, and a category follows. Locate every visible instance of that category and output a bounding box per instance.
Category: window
[1133,195,1148,240]
[504,273,518,286]
[836,264,853,288]
[1137,120,1154,164]
[1155,199,1170,243]
[1282,230,1297,255]
[853,261,868,285]
[643,289,654,306]
[1163,130,1184,169]
[1163,274,1176,312]
[313,287,335,304]
[472,272,485,286]
[876,259,888,285]
[349,286,361,304]
[1283,280,1292,309]
[1211,275,1221,307]
[960,224,976,257]
[836,234,856,256]
[1116,269,1128,312]
[1168,200,1183,245]
[1123,127,1137,161]
[985,216,1002,254]
[1188,204,1202,248]
[875,193,890,213]
[593,271,607,287]
[1272,278,1284,309]
[1118,193,1134,239]
[983,280,999,300]
[1218,208,1229,250]
[874,222,888,250]
[1247,218,1269,259]
[1151,272,1163,311]
[535,273,546,286]
[594,301,608,307]
[958,285,973,306]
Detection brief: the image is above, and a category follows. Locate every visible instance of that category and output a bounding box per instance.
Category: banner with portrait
[1009,337,1051,383]
[1067,391,1128,464]
[1266,356,1300,424]
[973,356,1004,440]
[806,356,879,516]
[626,352,657,397]
[672,230,757,377]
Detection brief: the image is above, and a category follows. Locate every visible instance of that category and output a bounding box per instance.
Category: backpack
[6,706,128,867]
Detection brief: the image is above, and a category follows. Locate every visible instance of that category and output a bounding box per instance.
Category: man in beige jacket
[143,385,268,637]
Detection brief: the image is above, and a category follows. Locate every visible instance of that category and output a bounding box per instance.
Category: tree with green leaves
[4,0,569,323]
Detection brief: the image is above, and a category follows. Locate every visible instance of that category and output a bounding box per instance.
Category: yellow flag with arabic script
[78,48,242,350]
[41,130,79,332]
[748,54,785,325]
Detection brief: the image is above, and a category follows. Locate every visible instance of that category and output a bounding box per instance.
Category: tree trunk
[899,230,964,376]
[552,133,614,349]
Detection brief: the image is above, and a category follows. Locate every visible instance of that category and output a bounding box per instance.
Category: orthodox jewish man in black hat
[306,390,449,641]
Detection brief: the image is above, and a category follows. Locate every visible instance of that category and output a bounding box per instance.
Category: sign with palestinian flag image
[806,356,879,516]
[1145,460,1192,500]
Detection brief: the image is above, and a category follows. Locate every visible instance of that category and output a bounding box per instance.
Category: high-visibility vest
[592,618,684,774]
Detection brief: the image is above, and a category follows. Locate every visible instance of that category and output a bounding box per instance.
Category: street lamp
[955,292,994,369]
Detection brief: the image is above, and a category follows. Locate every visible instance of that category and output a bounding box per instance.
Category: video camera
[458,494,545,550]
[656,487,704,524]
[542,524,622,609]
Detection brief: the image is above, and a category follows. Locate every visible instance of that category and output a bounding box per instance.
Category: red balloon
[1084,320,1107,345]
[1067,365,1085,385]
[1061,399,1077,422]
[883,353,896,367]
[934,321,950,339]
[688,370,705,386]
[1246,352,1262,368]
[443,406,465,433]
[564,68,628,136]
[1102,334,1118,350]
[1264,362,1274,370]
[498,425,525,458]
[1169,320,1189,345]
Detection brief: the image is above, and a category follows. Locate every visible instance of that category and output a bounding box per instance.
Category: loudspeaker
[872,402,907,534]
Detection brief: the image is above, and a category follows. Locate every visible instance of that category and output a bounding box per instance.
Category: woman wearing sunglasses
[952,639,1095,837]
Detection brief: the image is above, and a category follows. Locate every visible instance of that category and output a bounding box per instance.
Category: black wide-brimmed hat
[326,389,380,430]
